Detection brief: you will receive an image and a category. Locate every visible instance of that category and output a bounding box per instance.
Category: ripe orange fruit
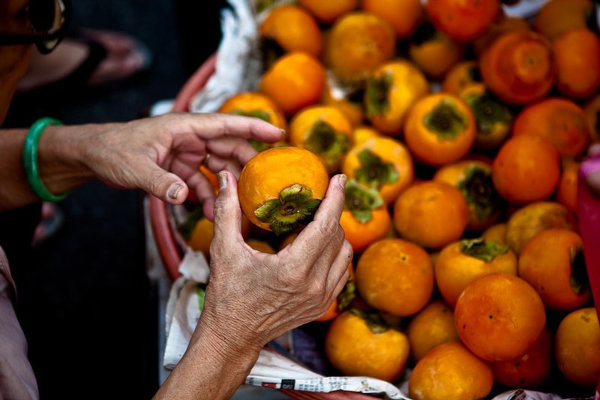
[584,94,600,143]
[492,135,561,204]
[352,125,380,145]
[238,147,329,236]
[289,106,352,173]
[342,137,414,205]
[321,71,364,127]
[408,342,494,400]
[184,214,214,256]
[534,0,596,41]
[324,12,396,82]
[393,181,468,249]
[361,0,423,38]
[492,327,552,389]
[513,98,590,157]
[480,31,555,105]
[557,158,580,214]
[518,229,590,311]
[259,51,325,115]
[455,273,547,362]
[325,310,410,382]
[426,0,500,41]
[505,201,576,254]
[473,16,531,58]
[553,28,600,99]
[355,238,433,316]
[406,299,460,362]
[298,0,358,24]
[404,93,476,166]
[482,223,507,245]
[408,23,465,79]
[259,4,322,57]
[441,61,482,96]
[554,307,600,386]
[435,238,517,307]
[246,239,276,254]
[433,159,502,230]
[364,59,429,135]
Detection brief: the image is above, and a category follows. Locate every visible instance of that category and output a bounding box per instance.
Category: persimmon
[441,61,481,96]
[426,0,500,41]
[238,147,328,236]
[408,22,465,79]
[505,201,576,254]
[325,310,410,382]
[289,106,353,173]
[492,327,552,389]
[557,157,580,214]
[393,181,468,249]
[455,273,546,362]
[355,238,434,316]
[259,51,325,115]
[342,137,413,205]
[340,180,391,253]
[553,29,600,99]
[246,239,276,254]
[406,299,460,362]
[298,0,358,24]
[408,342,494,400]
[492,135,561,204]
[584,94,600,143]
[473,16,531,58]
[534,0,596,41]
[321,71,364,127]
[361,0,423,38]
[518,229,590,311]
[324,12,396,82]
[183,212,213,256]
[364,59,429,135]
[513,98,590,157]
[435,238,517,307]
[459,84,512,150]
[404,93,476,166]
[314,264,356,322]
[198,164,219,192]
[352,125,380,145]
[433,159,502,230]
[480,31,555,105]
[482,223,507,245]
[554,307,600,386]
[259,4,322,58]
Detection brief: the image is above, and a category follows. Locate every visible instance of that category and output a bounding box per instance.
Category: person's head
[0,0,69,122]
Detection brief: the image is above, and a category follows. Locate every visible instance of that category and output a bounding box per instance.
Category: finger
[133,158,189,204]
[212,170,245,246]
[204,155,242,178]
[186,171,218,220]
[326,240,353,295]
[206,137,259,166]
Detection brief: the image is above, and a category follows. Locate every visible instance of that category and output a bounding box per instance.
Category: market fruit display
[177,0,600,396]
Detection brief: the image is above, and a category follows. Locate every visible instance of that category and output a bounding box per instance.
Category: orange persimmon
[298,0,358,24]
[534,0,596,41]
[408,22,465,79]
[361,0,423,38]
[441,61,481,96]
[218,91,287,131]
[426,0,500,41]
[584,94,600,143]
[557,157,580,214]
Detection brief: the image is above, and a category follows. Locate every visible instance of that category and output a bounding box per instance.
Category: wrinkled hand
[81,112,283,219]
[197,171,353,352]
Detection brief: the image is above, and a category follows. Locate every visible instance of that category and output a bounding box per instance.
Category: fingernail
[217,171,228,190]
[338,174,347,189]
[168,183,184,200]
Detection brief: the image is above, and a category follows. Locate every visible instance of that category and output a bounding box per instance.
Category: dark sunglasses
[0,0,71,54]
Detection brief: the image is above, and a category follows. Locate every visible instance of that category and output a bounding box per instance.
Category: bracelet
[23,117,69,202]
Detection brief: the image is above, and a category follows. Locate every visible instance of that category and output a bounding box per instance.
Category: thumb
[139,162,189,204]
[213,170,244,244]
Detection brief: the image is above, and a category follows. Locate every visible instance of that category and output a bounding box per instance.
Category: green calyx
[344,179,384,223]
[254,184,322,236]
[231,109,273,152]
[423,99,469,140]
[569,245,590,296]
[460,238,509,262]
[305,120,350,172]
[365,73,393,118]
[457,166,501,221]
[337,281,356,312]
[354,149,399,190]
[350,308,390,334]
[464,91,512,136]
[178,205,204,241]
[197,285,206,311]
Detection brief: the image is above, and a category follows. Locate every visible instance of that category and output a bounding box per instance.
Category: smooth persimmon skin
[325,311,410,382]
[289,106,352,145]
[441,61,481,96]
[218,92,287,131]
[513,98,590,157]
[557,158,580,215]
[238,147,329,231]
[435,241,517,307]
[492,135,561,204]
[534,0,596,41]
[555,307,600,387]
[362,0,423,38]
[518,229,590,311]
[584,94,600,143]
[480,31,555,105]
[187,217,214,255]
[408,342,494,400]
[404,93,476,166]
[426,0,500,41]
[492,327,552,389]
[455,273,547,362]
[482,223,507,245]
[355,238,434,317]
[408,29,465,80]
[393,181,468,249]
[298,0,358,24]
[259,4,322,57]
[352,125,380,145]
[259,52,325,115]
[473,16,531,58]
[407,300,460,363]
[342,137,414,205]
[340,207,391,253]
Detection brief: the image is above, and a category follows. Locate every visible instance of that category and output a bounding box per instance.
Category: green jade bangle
[23,117,69,202]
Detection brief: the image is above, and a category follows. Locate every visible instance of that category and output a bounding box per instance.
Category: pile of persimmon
[177,0,600,398]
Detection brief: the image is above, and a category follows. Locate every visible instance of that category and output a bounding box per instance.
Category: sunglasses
[0,0,71,54]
